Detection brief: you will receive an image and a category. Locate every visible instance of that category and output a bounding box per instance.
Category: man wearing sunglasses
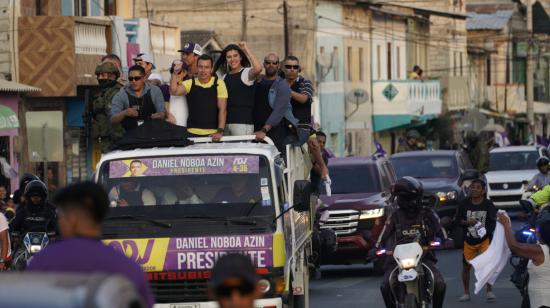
[210,254,262,308]
[253,53,298,153]
[111,65,166,132]
[282,55,314,125]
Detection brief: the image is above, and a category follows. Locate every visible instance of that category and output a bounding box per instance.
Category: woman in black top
[214,42,262,136]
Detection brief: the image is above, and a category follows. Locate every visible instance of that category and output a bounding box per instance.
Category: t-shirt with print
[455,198,497,245]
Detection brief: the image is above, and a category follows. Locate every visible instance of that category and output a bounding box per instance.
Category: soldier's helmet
[95,62,120,78]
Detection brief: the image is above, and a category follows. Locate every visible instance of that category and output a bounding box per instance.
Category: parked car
[390,150,479,247]
[319,156,396,274]
[486,145,548,209]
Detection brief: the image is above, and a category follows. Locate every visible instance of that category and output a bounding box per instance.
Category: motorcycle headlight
[399,257,417,269]
[360,208,384,219]
[30,245,42,253]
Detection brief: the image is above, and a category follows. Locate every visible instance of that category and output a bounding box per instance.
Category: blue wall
[316,2,346,156]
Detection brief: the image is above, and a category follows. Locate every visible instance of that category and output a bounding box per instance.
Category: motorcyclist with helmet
[527,157,550,191]
[10,180,57,235]
[11,173,39,207]
[376,176,447,308]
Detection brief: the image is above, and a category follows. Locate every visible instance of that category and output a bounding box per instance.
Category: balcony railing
[442,76,470,111]
[74,19,109,55]
[372,80,442,131]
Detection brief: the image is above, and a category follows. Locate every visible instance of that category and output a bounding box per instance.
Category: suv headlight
[359,208,384,219]
[437,191,457,203]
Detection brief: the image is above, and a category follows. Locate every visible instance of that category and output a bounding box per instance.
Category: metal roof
[0,79,41,93]
[466,10,514,30]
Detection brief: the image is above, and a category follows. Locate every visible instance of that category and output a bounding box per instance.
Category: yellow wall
[116,0,134,18]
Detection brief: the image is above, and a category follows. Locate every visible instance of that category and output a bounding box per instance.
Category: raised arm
[498,211,545,264]
[239,42,262,81]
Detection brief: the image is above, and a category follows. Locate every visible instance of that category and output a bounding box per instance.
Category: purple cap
[178,42,203,55]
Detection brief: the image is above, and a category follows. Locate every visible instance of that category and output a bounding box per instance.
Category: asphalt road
[310,222,523,308]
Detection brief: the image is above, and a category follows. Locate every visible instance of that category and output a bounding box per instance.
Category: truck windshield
[489,151,539,171]
[391,156,458,179]
[324,164,381,194]
[97,154,274,218]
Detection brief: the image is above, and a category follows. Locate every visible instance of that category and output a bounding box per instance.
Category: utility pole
[283,0,289,57]
[241,0,247,41]
[527,0,534,129]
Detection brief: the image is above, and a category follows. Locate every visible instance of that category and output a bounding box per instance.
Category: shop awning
[373,113,438,132]
[0,104,19,129]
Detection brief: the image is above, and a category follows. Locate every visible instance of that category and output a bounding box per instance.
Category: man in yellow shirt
[171,54,228,142]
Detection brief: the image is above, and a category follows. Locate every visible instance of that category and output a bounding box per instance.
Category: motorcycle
[377,237,442,308]
[11,232,50,270]
[510,199,542,308]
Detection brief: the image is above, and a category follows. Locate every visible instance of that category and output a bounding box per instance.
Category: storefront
[0,79,40,194]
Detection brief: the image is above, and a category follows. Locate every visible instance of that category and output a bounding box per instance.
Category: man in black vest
[171,54,228,142]
[110,65,165,132]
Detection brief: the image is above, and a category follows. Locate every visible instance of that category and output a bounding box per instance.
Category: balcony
[18,16,111,97]
[487,84,550,115]
[372,80,442,132]
[441,76,470,111]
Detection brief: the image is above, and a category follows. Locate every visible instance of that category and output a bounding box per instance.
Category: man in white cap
[178,42,203,77]
[133,53,156,79]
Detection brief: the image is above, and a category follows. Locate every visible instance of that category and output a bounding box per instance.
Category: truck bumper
[154,297,282,308]
[336,234,371,251]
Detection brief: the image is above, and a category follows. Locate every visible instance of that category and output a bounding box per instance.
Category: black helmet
[537,157,550,168]
[19,173,38,190]
[24,180,47,199]
[393,176,423,212]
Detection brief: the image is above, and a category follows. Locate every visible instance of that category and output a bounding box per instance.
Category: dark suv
[319,156,396,274]
[390,150,479,246]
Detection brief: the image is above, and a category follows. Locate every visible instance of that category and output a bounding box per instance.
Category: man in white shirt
[0,212,10,270]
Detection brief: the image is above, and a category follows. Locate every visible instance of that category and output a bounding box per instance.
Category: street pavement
[310,222,523,307]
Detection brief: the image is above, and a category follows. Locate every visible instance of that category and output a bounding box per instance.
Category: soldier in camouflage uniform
[91,62,124,154]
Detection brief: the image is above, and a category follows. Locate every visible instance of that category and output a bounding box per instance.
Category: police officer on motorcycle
[528,157,550,190]
[377,176,447,308]
[10,180,57,235]
[12,173,39,207]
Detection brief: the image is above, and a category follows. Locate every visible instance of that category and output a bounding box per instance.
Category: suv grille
[149,278,209,303]
[320,210,359,235]
[489,182,523,190]
[490,195,522,203]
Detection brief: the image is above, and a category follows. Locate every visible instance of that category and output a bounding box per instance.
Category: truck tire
[373,256,386,276]
[405,294,419,308]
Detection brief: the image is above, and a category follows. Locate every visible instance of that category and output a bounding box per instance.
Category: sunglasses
[285,65,300,70]
[128,76,143,81]
[264,60,279,65]
[215,283,255,298]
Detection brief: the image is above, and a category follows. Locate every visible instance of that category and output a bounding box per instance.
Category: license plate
[398,269,418,282]
[170,304,200,308]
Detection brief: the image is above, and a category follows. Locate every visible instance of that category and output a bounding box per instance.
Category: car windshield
[391,156,458,179]
[323,164,380,194]
[97,154,274,218]
[489,151,539,171]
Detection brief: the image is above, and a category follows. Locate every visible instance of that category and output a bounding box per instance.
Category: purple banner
[165,234,273,271]
[109,155,259,178]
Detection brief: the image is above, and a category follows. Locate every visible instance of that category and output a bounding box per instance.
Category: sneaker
[486,291,496,302]
[458,294,471,302]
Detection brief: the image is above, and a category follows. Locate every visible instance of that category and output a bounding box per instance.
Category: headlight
[437,191,457,202]
[258,279,271,293]
[360,208,384,219]
[30,245,42,253]
[399,258,417,269]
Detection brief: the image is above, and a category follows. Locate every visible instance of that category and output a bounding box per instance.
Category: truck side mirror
[463,169,479,180]
[293,180,311,212]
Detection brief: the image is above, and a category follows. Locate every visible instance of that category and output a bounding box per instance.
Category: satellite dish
[345,89,369,105]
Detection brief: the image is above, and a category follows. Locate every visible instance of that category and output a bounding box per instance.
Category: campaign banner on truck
[108,155,259,178]
[105,234,273,272]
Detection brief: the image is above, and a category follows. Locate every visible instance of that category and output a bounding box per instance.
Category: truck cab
[94,137,313,308]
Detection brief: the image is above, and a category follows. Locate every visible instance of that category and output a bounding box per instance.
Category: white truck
[94,136,313,308]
